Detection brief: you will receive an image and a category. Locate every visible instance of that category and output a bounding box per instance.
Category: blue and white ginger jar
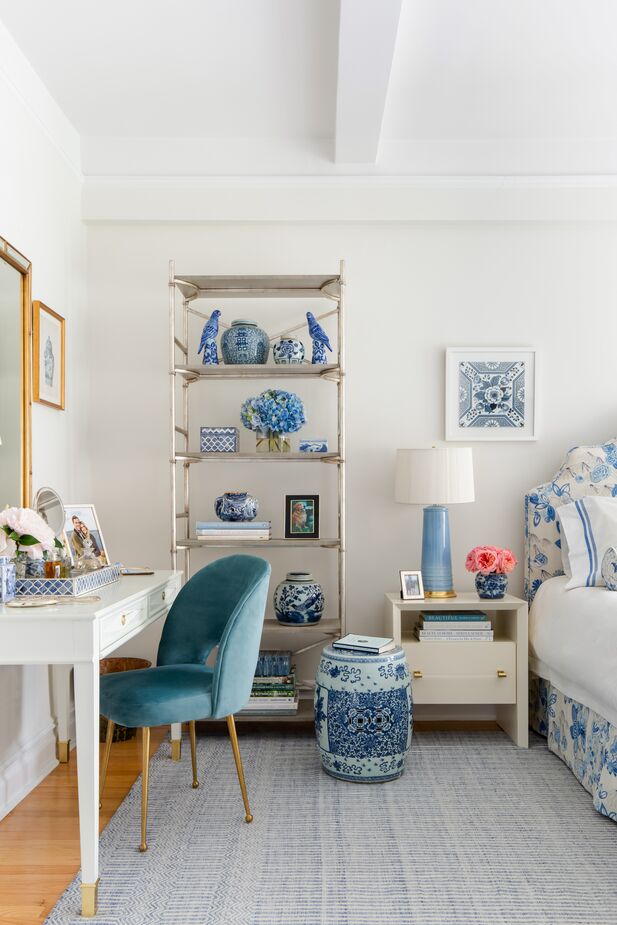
[273,572,324,625]
[315,644,412,782]
[214,491,258,522]
[475,572,508,599]
[221,320,269,365]
[273,338,305,365]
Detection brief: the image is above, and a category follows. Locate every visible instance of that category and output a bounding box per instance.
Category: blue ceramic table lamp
[395,447,475,598]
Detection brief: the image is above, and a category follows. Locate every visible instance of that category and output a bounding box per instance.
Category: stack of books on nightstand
[196,521,271,541]
[238,650,299,716]
[415,611,493,641]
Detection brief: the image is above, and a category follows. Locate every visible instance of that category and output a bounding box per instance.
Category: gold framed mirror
[0,235,32,506]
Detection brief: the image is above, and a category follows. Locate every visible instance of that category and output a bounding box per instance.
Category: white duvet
[529,575,617,727]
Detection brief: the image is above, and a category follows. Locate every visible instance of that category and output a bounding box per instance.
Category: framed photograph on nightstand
[400,570,424,600]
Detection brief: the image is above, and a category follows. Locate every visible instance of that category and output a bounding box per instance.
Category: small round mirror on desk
[33,486,66,537]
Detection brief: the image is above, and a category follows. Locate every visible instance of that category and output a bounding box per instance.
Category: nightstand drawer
[100,601,148,650]
[403,639,516,704]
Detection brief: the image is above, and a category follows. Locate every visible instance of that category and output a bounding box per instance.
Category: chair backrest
[157,556,271,691]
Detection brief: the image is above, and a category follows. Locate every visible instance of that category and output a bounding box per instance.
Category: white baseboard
[0,723,58,820]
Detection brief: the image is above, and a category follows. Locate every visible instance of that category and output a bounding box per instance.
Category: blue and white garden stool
[314,644,412,782]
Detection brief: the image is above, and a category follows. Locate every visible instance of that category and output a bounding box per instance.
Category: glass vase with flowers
[240,388,306,454]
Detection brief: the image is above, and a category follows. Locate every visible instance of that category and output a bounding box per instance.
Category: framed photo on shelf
[284,494,320,539]
[33,300,65,410]
[63,504,110,567]
[445,346,537,441]
[400,570,424,601]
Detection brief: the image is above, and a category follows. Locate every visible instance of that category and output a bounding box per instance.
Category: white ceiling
[2,0,617,176]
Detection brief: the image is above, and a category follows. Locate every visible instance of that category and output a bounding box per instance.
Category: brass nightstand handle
[162,590,166,601]
[121,614,126,626]
[497,670,507,678]
[413,670,423,679]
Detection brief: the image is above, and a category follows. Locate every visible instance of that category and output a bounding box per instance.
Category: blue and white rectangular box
[299,439,328,453]
[200,426,239,453]
[16,564,121,597]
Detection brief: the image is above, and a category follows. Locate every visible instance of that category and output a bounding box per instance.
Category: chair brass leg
[189,720,199,788]
[139,727,150,852]
[226,715,253,823]
[99,719,115,809]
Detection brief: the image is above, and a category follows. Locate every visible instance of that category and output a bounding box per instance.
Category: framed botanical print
[33,300,65,410]
[284,495,320,539]
[445,347,537,441]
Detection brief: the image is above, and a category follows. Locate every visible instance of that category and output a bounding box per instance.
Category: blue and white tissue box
[200,427,239,453]
[299,439,328,453]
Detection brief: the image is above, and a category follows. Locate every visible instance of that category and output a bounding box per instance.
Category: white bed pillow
[557,496,617,590]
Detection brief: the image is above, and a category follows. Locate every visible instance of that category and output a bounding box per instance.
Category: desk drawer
[148,577,181,619]
[100,601,148,650]
[403,638,516,705]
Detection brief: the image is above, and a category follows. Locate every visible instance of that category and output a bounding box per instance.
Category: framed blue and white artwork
[445,347,538,441]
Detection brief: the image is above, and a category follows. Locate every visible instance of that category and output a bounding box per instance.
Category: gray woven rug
[45,731,617,925]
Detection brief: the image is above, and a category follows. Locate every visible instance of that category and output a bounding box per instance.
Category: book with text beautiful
[421,612,488,622]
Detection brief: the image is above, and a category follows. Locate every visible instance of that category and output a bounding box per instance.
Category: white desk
[0,570,182,917]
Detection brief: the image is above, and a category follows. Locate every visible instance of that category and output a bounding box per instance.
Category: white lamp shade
[395,447,475,505]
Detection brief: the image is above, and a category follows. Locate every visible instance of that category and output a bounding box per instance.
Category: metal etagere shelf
[168,262,346,719]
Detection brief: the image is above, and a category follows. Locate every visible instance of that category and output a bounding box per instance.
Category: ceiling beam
[335,0,403,164]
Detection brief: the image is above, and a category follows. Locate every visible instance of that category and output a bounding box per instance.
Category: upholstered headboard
[524,439,617,602]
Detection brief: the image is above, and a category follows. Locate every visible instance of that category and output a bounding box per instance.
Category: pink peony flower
[0,506,56,557]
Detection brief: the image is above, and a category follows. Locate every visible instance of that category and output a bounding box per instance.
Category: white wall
[0,24,88,817]
[86,220,617,701]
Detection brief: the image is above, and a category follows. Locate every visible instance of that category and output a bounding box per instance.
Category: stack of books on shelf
[195,521,271,541]
[415,611,493,641]
[238,650,299,716]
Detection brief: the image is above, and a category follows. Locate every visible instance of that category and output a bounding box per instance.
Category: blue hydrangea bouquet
[240,388,306,453]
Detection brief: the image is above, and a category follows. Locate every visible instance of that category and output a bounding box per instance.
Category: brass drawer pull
[413,670,423,679]
[162,590,167,601]
[497,670,507,678]
[121,614,127,626]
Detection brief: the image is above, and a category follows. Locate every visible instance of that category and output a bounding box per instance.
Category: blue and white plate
[601,545,617,591]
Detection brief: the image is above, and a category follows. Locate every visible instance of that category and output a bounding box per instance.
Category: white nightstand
[384,592,528,747]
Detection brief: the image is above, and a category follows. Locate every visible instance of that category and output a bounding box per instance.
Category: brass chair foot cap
[139,844,148,853]
[98,801,102,809]
[192,781,199,789]
[245,814,253,824]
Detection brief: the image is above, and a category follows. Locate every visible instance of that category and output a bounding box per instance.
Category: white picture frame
[445,346,538,441]
[400,570,425,601]
[63,503,110,567]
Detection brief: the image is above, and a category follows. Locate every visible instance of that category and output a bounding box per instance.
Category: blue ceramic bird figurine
[198,309,221,365]
[306,311,332,365]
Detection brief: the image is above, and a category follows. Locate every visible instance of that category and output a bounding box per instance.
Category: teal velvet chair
[99,555,271,852]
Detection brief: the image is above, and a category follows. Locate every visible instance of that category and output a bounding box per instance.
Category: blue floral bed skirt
[530,676,617,821]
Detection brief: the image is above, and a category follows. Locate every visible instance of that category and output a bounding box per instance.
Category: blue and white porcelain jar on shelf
[273,572,324,625]
[214,491,258,522]
[221,320,269,365]
[273,338,305,365]
[315,644,412,782]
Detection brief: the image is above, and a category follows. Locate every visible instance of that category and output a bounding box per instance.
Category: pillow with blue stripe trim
[557,496,617,590]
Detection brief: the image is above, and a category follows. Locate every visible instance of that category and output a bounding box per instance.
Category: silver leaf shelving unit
[168,262,346,722]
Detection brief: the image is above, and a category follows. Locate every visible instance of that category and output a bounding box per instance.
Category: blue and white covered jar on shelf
[273,572,324,625]
[214,491,258,522]
[273,338,305,365]
[221,320,269,365]
[314,644,412,783]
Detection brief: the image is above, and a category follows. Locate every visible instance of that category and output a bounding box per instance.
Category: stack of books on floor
[238,650,299,716]
[415,611,493,641]
[195,521,271,541]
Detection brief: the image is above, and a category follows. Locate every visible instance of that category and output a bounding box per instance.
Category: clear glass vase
[255,429,291,453]
[13,551,28,579]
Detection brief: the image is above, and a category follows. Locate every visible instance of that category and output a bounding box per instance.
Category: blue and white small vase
[273,572,324,625]
[315,644,412,783]
[25,557,46,579]
[214,491,258,522]
[221,320,269,365]
[0,556,16,603]
[273,338,305,365]
[475,572,508,600]
[601,546,617,591]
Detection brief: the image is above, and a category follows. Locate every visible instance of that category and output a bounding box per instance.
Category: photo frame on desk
[63,504,110,567]
[400,570,424,601]
[284,495,320,539]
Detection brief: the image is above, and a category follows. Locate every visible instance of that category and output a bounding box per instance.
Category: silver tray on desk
[16,564,121,597]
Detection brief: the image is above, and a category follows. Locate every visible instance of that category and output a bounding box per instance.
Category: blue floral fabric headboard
[524,439,617,602]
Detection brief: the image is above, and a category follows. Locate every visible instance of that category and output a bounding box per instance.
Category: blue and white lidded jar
[221,320,269,365]
[475,572,508,600]
[214,491,258,522]
[315,644,412,783]
[273,338,305,365]
[0,556,16,603]
[273,572,325,625]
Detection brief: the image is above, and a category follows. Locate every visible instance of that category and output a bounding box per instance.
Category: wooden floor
[0,728,166,925]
